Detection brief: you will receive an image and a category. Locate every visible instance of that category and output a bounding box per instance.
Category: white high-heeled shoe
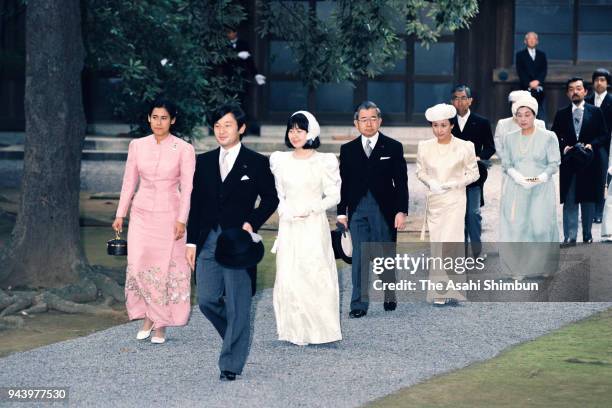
[136,325,154,340]
[151,329,166,344]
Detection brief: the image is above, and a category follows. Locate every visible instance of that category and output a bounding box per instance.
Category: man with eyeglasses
[337,101,409,318]
[450,85,495,259]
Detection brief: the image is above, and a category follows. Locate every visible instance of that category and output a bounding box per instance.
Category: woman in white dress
[416,104,479,305]
[269,111,342,345]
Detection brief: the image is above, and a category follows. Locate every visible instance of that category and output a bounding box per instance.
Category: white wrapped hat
[508,90,531,103]
[512,96,539,116]
[425,103,457,122]
[291,110,320,141]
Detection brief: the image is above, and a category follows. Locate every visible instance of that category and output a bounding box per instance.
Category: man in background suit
[337,101,409,318]
[585,68,612,224]
[552,77,608,245]
[186,104,278,381]
[515,32,548,120]
[450,85,495,258]
[223,26,266,134]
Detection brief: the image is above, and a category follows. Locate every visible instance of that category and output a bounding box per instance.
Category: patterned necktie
[573,108,583,138]
[220,150,229,181]
[365,140,373,158]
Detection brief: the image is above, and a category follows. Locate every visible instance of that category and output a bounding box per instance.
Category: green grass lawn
[369,308,612,408]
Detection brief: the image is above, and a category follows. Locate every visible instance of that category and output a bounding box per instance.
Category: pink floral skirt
[125,206,191,327]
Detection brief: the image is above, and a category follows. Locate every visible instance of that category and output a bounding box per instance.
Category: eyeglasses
[357,117,380,123]
[452,96,471,101]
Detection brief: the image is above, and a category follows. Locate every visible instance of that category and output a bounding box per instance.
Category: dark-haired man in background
[585,68,612,224]
[552,77,608,245]
[450,85,495,258]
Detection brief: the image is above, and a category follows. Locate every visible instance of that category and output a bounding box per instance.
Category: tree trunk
[0,0,87,288]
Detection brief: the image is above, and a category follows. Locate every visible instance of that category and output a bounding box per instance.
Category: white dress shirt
[457,110,471,132]
[594,91,607,108]
[219,142,242,175]
[361,132,379,153]
[572,100,585,113]
[528,47,536,61]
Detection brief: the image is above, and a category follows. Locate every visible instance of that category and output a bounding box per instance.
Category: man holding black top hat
[186,104,278,381]
[552,77,608,245]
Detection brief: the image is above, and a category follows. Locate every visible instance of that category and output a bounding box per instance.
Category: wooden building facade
[2,0,612,131]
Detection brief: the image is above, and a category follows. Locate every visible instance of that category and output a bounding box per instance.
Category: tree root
[0,267,126,320]
[85,270,125,303]
[0,292,36,317]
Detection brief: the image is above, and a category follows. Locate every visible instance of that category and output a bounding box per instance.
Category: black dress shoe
[383,301,397,311]
[220,370,236,381]
[560,239,577,248]
[583,238,593,244]
[349,309,367,318]
[593,217,602,224]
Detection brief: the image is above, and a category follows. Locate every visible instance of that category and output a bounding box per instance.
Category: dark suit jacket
[515,48,547,90]
[337,133,408,241]
[187,146,278,294]
[586,92,612,155]
[222,38,258,83]
[552,103,609,203]
[451,112,495,205]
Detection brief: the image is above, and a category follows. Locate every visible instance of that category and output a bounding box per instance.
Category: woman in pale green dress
[500,97,560,241]
[499,96,560,278]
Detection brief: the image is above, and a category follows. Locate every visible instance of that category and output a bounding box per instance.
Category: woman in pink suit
[112,98,196,344]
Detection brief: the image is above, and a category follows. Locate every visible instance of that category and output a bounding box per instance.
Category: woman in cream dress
[270,111,342,346]
[416,104,479,305]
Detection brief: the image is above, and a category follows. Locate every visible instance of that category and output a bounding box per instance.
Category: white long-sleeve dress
[269,151,342,345]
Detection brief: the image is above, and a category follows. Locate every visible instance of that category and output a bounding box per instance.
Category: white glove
[536,172,549,183]
[429,180,445,195]
[608,166,612,175]
[254,74,266,85]
[440,181,459,190]
[237,51,250,60]
[507,168,532,189]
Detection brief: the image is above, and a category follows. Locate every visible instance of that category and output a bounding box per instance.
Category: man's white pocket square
[240,175,250,181]
[380,156,391,160]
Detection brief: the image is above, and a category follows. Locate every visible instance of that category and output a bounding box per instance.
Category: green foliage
[83,0,248,137]
[82,0,478,136]
[258,0,478,85]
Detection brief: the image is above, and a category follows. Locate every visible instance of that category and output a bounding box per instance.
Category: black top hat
[331,226,352,264]
[562,143,593,171]
[215,228,264,269]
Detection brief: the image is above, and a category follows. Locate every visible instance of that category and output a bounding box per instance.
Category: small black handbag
[107,231,127,256]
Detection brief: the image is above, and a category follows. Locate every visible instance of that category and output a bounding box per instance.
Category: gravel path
[1,268,610,408]
[1,159,609,407]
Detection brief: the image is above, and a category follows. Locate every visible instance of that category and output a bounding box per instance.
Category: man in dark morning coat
[450,85,496,258]
[515,31,548,119]
[552,77,609,245]
[186,104,278,381]
[585,68,612,224]
[337,101,409,318]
